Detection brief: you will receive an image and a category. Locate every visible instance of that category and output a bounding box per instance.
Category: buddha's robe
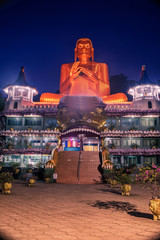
[60,61,110,98]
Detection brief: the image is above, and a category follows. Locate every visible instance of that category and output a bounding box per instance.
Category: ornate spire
[14,66,30,87]
[3,66,38,96]
[139,65,153,85]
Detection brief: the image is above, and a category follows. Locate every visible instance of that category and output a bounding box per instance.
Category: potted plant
[102,168,118,187]
[23,169,36,187]
[10,162,20,173]
[129,127,137,131]
[151,143,158,149]
[115,169,132,195]
[0,172,14,194]
[0,162,4,171]
[27,168,37,187]
[102,169,112,184]
[45,143,50,149]
[108,124,116,131]
[131,143,139,149]
[28,177,36,187]
[43,168,54,183]
[110,169,118,187]
[109,143,116,149]
[135,164,160,220]
[7,143,13,149]
[148,127,155,131]
[36,161,45,169]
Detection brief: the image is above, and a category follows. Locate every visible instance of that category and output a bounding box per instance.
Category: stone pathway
[0,180,160,240]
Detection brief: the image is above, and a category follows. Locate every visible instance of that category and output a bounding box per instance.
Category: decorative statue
[101,146,113,169]
[60,38,110,97]
[46,147,59,168]
[102,146,110,164]
[53,148,59,165]
[40,38,127,103]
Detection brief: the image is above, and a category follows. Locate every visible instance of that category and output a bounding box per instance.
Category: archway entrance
[61,128,100,152]
[55,128,101,183]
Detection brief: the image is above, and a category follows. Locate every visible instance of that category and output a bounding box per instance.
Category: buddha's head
[75,38,94,62]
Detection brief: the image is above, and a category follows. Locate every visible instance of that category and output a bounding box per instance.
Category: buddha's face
[75,39,93,60]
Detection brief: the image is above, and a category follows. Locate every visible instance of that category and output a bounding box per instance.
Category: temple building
[0,39,160,183]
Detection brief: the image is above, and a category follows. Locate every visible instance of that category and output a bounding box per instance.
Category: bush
[114,168,132,185]
[44,168,54,178]
[9,162,20,168]
[102,168,119,183]
[135,164,160,199]
[0,172,14,184]
[115,172,131,185]
[103,169,112,179]
[0,162,4,167]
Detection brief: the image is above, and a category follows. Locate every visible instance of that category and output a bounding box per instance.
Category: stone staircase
[78,151,101,184]
[55,151,79,184]
[55,151,101,184]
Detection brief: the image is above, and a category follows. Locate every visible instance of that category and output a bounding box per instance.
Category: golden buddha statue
[40,38,127,103]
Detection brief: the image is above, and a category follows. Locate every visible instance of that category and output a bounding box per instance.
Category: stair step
[55,151,101,184]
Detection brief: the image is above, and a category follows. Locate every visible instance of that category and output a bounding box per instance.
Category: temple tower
[3,66,38,111]
[128,65,160,109]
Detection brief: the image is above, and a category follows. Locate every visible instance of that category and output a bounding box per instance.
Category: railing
[77,151,82,182]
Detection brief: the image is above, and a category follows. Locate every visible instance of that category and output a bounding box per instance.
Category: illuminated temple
[1,38,160,183]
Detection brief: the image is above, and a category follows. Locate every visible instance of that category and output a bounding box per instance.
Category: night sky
[0,0,160,96]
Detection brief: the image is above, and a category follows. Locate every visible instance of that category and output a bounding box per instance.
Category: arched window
[14,102,18,109]
[148,101,152,109]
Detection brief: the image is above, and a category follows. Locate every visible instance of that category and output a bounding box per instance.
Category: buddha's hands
[69,61,98,84]
[81,68,97,82]
[70,62,83,79]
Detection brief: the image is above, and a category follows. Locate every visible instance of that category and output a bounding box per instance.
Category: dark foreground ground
[0,180,160,240]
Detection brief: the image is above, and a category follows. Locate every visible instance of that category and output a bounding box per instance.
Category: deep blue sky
[0,0,160,95]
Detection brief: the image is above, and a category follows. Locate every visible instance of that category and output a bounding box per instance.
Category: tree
[110,74,129,95]
[110,74,137,101]
[157,80,160,86]
[0,91,5,111]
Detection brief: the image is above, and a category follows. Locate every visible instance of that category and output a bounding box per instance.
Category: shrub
[44,168,54,178]
[0,172,14,184]
[135,164,160,199]
[114,168,132,185]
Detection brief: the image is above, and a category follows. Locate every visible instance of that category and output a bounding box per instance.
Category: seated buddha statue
[40,38,127,103]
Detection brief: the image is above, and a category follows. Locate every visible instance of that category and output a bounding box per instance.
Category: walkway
[0,180,160,240]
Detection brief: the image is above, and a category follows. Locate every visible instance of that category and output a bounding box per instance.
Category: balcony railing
[2,147,160,156]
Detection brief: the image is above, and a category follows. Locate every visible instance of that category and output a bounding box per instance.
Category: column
[20,154,24,167]
[141,156,144,167]
[40,136,43,149]
[21,136,24,148]
[22,117,25,129]
[121,155,124,167]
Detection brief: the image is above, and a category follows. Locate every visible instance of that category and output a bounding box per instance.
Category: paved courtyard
[0,180,160,240]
